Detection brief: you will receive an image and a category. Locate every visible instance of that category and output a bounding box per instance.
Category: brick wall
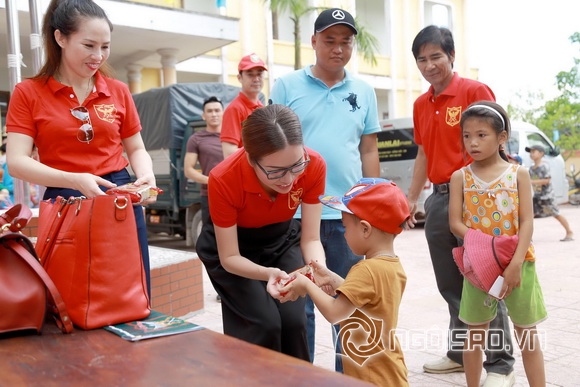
[20,214,38,238]
[150,256,204,317]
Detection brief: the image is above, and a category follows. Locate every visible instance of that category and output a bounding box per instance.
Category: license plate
[149,215,161,224]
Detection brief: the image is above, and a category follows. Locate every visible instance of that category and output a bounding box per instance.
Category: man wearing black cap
[270,7,381,372]
[527,144,574,241]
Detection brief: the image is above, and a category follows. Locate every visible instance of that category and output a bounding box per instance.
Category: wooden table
[0,324,372,386]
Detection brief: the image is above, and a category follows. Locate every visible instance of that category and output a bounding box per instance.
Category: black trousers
[196,219,309,361]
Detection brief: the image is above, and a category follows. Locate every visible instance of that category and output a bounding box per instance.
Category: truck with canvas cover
[132,83,243,247]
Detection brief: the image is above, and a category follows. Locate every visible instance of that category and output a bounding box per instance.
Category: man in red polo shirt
[406,26,516,387]
[221,53,267,158]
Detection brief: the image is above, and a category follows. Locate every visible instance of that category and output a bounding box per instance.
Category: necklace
[83,77,94,101]
[55,72,93,102]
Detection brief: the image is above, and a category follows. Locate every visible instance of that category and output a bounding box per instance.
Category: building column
[126,64,143,94]
[157,48,179,86]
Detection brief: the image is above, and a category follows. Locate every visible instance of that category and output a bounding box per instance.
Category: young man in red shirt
[220,53,267,158]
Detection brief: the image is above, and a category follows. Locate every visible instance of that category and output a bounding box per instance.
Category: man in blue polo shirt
[269,7,380,372]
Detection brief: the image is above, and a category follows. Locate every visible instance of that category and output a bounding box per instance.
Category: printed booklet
[104,310,204,342]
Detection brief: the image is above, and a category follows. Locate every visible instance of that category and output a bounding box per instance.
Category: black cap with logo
[314,8,358,35]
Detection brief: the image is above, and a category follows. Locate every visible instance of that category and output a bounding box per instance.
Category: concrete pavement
[182,204,580,386]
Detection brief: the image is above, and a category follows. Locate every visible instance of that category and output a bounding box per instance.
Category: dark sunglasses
[255,149,310,180]
[70,106,94,143]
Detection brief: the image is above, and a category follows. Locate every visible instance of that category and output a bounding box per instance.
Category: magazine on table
[104,310,204,342]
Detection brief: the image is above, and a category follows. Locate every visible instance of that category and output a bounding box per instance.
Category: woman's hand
[133,174,158,205]
[73,173,116,198]
[266,268,289,299]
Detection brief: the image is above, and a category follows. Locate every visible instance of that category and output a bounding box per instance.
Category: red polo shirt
[208,147,326,228]
[413,73,495,184]
[6,72,140,176]
[220,92,263,147]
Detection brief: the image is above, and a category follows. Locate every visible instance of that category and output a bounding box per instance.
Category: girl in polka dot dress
[448,101,547,387]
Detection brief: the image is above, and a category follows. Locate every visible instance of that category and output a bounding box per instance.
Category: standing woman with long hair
[5,0,157,294]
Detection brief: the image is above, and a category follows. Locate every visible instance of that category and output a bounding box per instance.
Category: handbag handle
[36,196,72,265]
[0,204,33,232]
[3,234,74,333]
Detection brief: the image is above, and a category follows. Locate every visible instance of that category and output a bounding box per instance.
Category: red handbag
[0,205,73,335]
[35,195,150,330]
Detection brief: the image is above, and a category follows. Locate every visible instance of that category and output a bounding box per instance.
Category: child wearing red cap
[449,101,547,387]
[279,178,409,386]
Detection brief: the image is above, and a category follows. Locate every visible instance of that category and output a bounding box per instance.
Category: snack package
[106,183,163,203]
[279,264,316,296]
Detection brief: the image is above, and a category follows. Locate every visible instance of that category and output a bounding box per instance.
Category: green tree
[536,32,580,155]
[507,90,545,123]
[266,0,380,69]
[509,32,580,156]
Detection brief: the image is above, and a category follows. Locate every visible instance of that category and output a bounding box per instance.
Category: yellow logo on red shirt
[93,104,117,123]
[446,106,462,127]
[289,188,303,210]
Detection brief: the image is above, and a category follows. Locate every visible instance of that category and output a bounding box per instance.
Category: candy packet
[279,264,316,296]
[106,183,163,203]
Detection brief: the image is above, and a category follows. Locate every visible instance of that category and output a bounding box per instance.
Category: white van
[377,118,569,220]
[377,118,432,222]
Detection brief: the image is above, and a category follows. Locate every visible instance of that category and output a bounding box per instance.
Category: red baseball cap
[238,53,267,72]
[319,178,409,234]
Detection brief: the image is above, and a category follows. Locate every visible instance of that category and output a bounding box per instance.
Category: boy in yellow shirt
[279,178,409,386]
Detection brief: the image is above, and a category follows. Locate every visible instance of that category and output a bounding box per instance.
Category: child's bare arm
[503,168,534,293]
[278,274,356,323]
[313,291,357,325]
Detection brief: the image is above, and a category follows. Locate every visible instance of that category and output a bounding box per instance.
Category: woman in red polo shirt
[5,0,156,294]
[196,104,326,360]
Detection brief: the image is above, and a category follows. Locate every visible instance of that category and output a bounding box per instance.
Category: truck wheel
[190,210,203,248]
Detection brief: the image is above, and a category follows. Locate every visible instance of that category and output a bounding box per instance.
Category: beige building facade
[1,0,481,126]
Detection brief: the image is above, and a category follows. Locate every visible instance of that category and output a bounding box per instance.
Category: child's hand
[501,261,522,298]
[278,273,310,302]
[310,260,337,296]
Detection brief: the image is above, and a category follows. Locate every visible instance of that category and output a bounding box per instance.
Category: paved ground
[171,204,580,387]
